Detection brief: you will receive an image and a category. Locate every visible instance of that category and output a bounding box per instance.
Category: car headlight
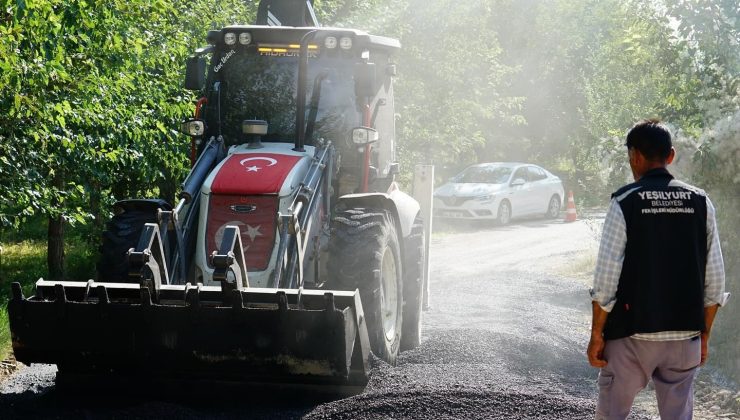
[476,194,496,202]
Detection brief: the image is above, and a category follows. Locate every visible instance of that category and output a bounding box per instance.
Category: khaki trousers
[596,336,701,420]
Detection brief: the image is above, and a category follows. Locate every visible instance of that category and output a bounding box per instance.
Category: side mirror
[351,127,379,145]
[354,62,377,98]
[181,118,205,137]
[184,56,206,91]
[511,178,526,186]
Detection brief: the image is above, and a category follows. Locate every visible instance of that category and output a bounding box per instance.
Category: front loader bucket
[8,280,370,393]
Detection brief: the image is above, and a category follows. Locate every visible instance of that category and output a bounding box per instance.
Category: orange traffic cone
[564,191,577,222]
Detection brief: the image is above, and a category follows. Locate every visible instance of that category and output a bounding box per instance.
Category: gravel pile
[0,362,56,394]
[305,388,597,420]
[303,328,652,420]
[630,373,739,420]
[692,375,740,419]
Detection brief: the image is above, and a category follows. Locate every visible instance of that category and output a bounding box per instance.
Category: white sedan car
[433,162,565,225]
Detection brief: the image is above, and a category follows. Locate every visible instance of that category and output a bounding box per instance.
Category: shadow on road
[0,377,334,419]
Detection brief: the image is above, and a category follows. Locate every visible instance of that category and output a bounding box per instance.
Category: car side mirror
[184,56,206,91]
[511,178,526,186]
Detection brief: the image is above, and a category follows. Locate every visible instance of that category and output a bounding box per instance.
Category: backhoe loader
[8,0,429,393]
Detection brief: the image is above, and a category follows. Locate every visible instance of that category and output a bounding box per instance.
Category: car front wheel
[497,200,511,225]
[546,195,561,219]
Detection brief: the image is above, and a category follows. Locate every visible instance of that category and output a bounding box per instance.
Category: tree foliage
[0,0,255,229]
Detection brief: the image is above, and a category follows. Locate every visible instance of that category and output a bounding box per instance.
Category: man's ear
[666,147,676,165]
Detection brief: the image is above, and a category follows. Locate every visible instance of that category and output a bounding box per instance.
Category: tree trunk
[47,171,65,281]
[89,180,104,244]
[47,214,65,281]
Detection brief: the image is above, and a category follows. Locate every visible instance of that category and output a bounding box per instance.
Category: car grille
[440,196,472,207]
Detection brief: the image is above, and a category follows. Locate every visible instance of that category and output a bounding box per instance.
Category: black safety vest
[603,168,707,340]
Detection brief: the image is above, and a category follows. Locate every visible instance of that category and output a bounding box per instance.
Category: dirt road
[1,215,652,419]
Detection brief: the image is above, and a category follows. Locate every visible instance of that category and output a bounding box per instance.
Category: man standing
[587,119,729,419]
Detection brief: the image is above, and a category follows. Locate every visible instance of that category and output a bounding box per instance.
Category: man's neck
[635,164,667,181]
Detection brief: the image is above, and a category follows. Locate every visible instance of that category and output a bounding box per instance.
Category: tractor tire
[96,204,163,282]
[400,216,425,351]
[328,208,403,364]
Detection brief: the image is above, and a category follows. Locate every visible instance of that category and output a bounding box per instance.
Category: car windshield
[456,166,513,184]
[215,50,359,143]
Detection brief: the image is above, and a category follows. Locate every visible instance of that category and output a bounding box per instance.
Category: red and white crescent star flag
[206,195,277,271]
[211,153,302,195]
[208,153,301,271]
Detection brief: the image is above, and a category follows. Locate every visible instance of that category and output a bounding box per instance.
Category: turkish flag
[206,194,278,272]
[211,153,303,195]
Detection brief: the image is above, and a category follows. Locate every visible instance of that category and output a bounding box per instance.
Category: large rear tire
[400,216,425,351]
[96,201,169,282]
[328,208,403,364]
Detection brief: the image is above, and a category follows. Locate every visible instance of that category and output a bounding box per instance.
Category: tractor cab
[185,26,401,194]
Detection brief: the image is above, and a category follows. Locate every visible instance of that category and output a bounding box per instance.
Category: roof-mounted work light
[339,37,353,50]
[224,32,236,46]
[324,36,338,49]
[239,32,252,46]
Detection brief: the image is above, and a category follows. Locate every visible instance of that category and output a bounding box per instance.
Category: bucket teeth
[54,284,67,318]
[140,287,153,307]
[186,285,201,308]
[54,284,67,303]
[97,285,110,305]
[11,282,24,302]
[231,290,243,310]
[277,291,288,311]
[83,280,94,301]
[324,292,336,312]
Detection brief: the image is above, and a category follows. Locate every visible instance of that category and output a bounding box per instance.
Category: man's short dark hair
[625,119,672,161]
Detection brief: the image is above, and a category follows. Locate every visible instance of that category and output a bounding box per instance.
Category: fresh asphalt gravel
[0,218,653,419]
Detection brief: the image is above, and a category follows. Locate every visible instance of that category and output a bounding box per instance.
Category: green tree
[395,0,524,179]
[0,0,255,279]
